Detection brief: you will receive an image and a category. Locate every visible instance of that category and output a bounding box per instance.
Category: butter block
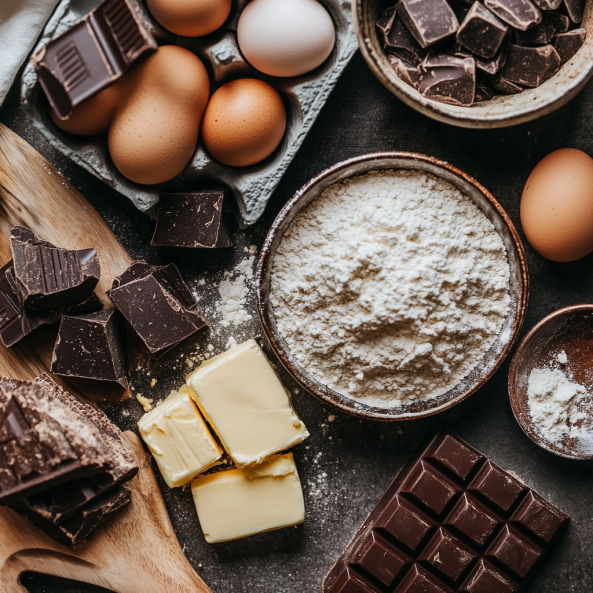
[186,339,309,468]
[138,385,222,488]
[191,453,305,543]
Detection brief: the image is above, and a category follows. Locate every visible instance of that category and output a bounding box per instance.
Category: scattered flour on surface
[217,254,256,327]
[557,350,568,364]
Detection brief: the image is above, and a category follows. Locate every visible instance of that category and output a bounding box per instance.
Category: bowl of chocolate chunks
[355,0,593,127]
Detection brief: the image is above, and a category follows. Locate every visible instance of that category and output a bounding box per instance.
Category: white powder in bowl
[270,169,511,407]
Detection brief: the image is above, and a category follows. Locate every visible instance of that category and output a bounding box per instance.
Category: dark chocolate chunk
[475,34,510,73]
[322,431,569,593]
[491,73,524,93]
[50,309,128,389]
[419,52,476,106]
[514,13,558,45]
[484,0,541,31]
[397,0,460,48]
[151,191,233,249]
[501,44,561,87]
[555,29,586,65]
[376,6,397,44]
[388,54,422,89]
[564,0,585,23]
[546,12,570,33]
[475,84,495,101]
[108,261,207,356]
[31,0,157,119]
[456,2,508,58]
[379,13,426,66]
[532,0,562,9]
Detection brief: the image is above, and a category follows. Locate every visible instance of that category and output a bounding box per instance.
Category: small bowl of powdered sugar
[257,152,528,420]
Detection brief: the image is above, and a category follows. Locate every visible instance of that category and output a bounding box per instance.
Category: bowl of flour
[258,152,528,420]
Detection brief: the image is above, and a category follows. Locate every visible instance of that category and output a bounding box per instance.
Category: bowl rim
[257,151,529,421]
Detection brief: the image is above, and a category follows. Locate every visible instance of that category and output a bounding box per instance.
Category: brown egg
[108,46,210,185]
[50,83,120,136]
[521,148,593,262]
[202,79,286,168]
[146,0,231,37]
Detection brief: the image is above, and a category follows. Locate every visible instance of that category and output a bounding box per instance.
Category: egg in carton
[20,0,358,227]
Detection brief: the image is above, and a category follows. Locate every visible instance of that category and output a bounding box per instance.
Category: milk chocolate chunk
[388,54,422,88]
[456,2,508,58]
[501,44,561,87]
[108,261,207,355]
[322,431,569,593]
[397,0,460,48]
[419,52,476,106]
[564,0,585,23]
[31,0,157,119]
[555,29,586,65]
[152,191,233,249]
[51,309,128,389]
[484,0,541,31]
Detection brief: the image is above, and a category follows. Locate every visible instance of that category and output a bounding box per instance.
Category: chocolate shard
[501,44,561,87]
[376,6,397,44]
[397,0,460,48]
[10,226,100,313]
[151,191,233,249]
[546,12,570,34]
[378,11,426,66]
[564,0,585,23]
[555,29,586,65]
[64,292,104,317]
[475,34,510,74]
[50,309,128,389]
[419,52,476,106]
[532,0,562,8]
[475,84,494,101]
[514,12,560,45]
[490,73,524,93]
[322,431,569,593]
[31,0,157,119]
[456,2,508,58]
[388,54,422,89]
[484,0,541,31]
[108,261,207,356]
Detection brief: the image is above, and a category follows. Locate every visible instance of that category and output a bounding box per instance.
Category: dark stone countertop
[2,50,593,593]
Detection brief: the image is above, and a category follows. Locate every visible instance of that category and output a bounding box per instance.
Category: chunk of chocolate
[484,0,541,31]
[50,309,128,389]
[151,191,233,249]
[456,2,508,58]
[501,44,561,87]
[388,54,422,89]
[376,6,397,43]
[419,52,476,106]
[491,73,524,93]
[514,13,558,45]
[555,29,586,65]
[564,0,585,23]
[475,84,494,101]
[108,261,207,356]
[475,35,510,73]
[322,431,569,593]
[547,12,570,34]
[31,0,157,119]
[378,10,426,65]
[397,0,460,48]
[532,0,562,9]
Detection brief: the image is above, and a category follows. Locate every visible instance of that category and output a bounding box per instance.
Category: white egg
[237,0,336,78]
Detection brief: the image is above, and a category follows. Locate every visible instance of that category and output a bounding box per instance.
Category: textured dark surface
[2,46,593,593]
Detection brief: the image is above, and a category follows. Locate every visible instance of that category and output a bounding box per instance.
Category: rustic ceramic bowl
[257,152,529,421]
[509,305,593,459]
[354,0,593,128]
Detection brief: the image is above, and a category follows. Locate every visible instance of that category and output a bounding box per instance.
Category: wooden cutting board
[0,123,213,593]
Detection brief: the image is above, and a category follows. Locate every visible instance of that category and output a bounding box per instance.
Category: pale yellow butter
[138,385,222,488]
[186,339,309,468]
[191,453,305,543]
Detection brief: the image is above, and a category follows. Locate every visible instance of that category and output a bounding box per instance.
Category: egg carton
[20,0,358,227]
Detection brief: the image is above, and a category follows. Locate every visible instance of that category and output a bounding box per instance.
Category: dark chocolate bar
[555,29,586,65]
[397,0,460,49]
[501,44,561,88]
[31,0,157,119]
[456,2,508,59]
[323,431,568,593]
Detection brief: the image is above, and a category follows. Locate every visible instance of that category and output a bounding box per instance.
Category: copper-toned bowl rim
[257,152,529,421]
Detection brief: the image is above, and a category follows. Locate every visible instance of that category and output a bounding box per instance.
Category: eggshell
[202,79,286,168]
[237,0,335,77]
[146,0,231,37]
[521,148,593,262]
[108,46,210,185]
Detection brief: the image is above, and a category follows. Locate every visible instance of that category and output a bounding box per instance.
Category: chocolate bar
[484,0,541,31]
[31,0,157,119]
[419,53,476,106]
[108,261,207,355]
[397,0,460,48]
[51,309,128,389]
[151,191,233,249]
[501,44,561,88]
[323,431,569,593]
[555,29,586,65]
[456,3,508,59]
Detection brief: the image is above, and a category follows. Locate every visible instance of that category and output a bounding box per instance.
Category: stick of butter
[138,385,222,488]
[191,453,305,543]
[186,339,309,468]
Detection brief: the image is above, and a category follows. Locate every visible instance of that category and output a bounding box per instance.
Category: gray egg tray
[20,0,357,227]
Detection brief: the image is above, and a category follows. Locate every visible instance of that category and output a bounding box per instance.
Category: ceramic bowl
[354,0,593,128]
[257,152,529,421]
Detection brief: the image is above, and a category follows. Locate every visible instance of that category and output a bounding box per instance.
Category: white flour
[271,170,511,407]
[217,251,256,327]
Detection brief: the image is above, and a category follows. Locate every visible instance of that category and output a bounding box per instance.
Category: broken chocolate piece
[376,6,397,44]
[379,12,426,65]
[475,34,510,73]
[419,52,476,106]
[555,29,586,65]
[564,0,585,23]
[475,84,494,101]
[484,0,541,31]
[491,73,524,93]
[50,309,128,389]
[456,2,508,58]
[514,13,558,45]
[501,44,561,87]
[31,0,157,119]
[108,261,207,355]
[388,54,422,89]
[397,0,460,48]
[533,0,562,9]
[547,12,570,33]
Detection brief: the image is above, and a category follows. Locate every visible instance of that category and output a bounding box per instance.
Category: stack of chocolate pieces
[0,374,138,546]
[377,0,586,106]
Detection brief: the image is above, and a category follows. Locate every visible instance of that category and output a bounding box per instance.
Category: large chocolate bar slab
[323,431,569,593]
